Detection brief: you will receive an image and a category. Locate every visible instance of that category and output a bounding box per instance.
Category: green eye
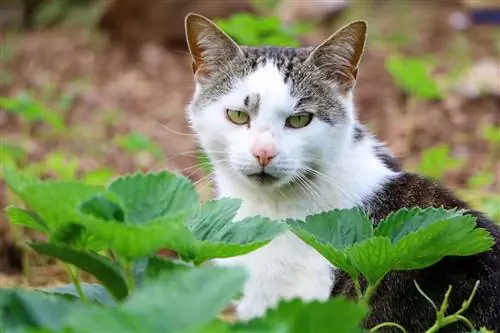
[226,109,250,125]
[285,113,313,129]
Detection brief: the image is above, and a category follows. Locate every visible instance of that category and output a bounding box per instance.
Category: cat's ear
[185,13,244,80]
[305,20,367,94]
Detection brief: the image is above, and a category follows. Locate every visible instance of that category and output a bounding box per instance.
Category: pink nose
[251,132,276,167]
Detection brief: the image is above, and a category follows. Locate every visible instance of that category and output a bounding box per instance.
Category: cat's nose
[251,132,276,167]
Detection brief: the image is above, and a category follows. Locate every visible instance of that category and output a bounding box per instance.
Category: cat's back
[335,172,500,332]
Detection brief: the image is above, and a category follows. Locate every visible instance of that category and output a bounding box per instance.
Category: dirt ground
[0,1,499,288]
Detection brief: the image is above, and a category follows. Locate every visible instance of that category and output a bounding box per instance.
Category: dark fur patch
[331,173,500,332]
[373,143,401,172]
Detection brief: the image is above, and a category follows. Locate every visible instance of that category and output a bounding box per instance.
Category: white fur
[187,62,398,320]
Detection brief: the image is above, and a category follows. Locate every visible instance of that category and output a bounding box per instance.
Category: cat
[183,13,500,332]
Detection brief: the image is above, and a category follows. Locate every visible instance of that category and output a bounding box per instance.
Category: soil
[0,1,499,288]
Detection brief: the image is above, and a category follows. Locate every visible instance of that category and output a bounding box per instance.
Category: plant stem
[370,322,409,333]
[362,277,384,305]
[424,281,480,333]
[353,277,363,301]
[64,263,86,303]
[125,262,135,294]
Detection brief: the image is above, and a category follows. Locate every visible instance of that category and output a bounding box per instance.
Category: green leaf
[80,212,192,260]
[132,256,192,288]
[79,192,126,222]
[48,222,86,246]
[286,208,372,277]
[346,237,396,284]
[29,242,128,301]
[108,171,199,223]
[141,256,192,280]
[8,179,104,231]
[416,144,464,180]
[2,166,40,197]
[287,208,372,250]
[385,55,443,100]
[393,214,494,270]
[251,297,367,333]
[0,288,73,332]
[81,168,114,186]
[375,207,466,243]
[185,198,287,264]
[5,207,48,233]
[66,266,247,333]
[40,283,116,306]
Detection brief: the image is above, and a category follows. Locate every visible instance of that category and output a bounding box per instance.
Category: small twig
[370,322,409,333]
[414,280,438,312]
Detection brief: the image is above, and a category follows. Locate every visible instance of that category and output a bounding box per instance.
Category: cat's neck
[212,128,400,221]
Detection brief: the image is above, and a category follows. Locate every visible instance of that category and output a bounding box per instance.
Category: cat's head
[184,13,367,192]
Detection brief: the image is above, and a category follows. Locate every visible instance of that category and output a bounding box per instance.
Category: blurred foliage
[385,55,443,100]
[215,12,312,47]
[33,0,109,28]
[114,132,164,161]
[0,91,66,134]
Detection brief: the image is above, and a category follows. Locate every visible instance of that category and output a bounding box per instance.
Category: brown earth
[0,1,499,287]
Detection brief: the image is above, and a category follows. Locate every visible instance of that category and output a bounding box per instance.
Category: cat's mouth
[246,171,279,186]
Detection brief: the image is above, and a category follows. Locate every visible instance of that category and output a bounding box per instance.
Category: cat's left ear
[305,20,367,94]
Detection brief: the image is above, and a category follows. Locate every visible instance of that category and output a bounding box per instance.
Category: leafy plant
[215,13,312,47]
[114,132,164,161]
[416,144,465,180]
[1,166,495,332]
[385,55,443,100]
[0,91,66,134]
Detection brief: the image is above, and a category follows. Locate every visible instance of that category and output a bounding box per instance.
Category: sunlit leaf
[108,171,199,223]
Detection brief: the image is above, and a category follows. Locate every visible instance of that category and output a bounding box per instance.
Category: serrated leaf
[346,237,396,284]
[40,283,116,307]
[108,171,199,223]
[48,222,86,246]
[250,297,367,333]
[9,180,104,231]
[132,256,192,288]
[287,208,372,250]
[5,207,48,233]
[65,266,247,333]
[29,242,128,301]
[141,256,192,280]
[393,214,494,270]
[2,166,40,197]
[375,207,467,243]
[79,192,126,222]
[185,198,287,264]
[0,288,74,332]
[80,212,193,260]
[286,208,372,277]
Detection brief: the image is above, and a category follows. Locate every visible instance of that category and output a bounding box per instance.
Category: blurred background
[0,0,499,288]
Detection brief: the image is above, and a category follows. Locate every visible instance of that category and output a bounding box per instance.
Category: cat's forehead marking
[244,93,261,117]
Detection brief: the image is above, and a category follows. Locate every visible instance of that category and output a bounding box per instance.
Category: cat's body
[184,14,500,332]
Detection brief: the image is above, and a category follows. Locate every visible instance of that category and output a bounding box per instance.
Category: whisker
[157,121,194,137]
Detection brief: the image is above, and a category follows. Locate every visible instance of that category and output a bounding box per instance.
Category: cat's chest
[214,199,337,320]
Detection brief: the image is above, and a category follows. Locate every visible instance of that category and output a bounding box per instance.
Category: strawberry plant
[0,166,496,333]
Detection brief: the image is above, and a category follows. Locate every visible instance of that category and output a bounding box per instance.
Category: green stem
[370,322,409,333]
[353,277,363,301]
[362,277,385,305]
[125,262,135,294]
[64,264,86,303]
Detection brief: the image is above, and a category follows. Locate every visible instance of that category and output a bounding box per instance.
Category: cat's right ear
[185,13,244,80]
